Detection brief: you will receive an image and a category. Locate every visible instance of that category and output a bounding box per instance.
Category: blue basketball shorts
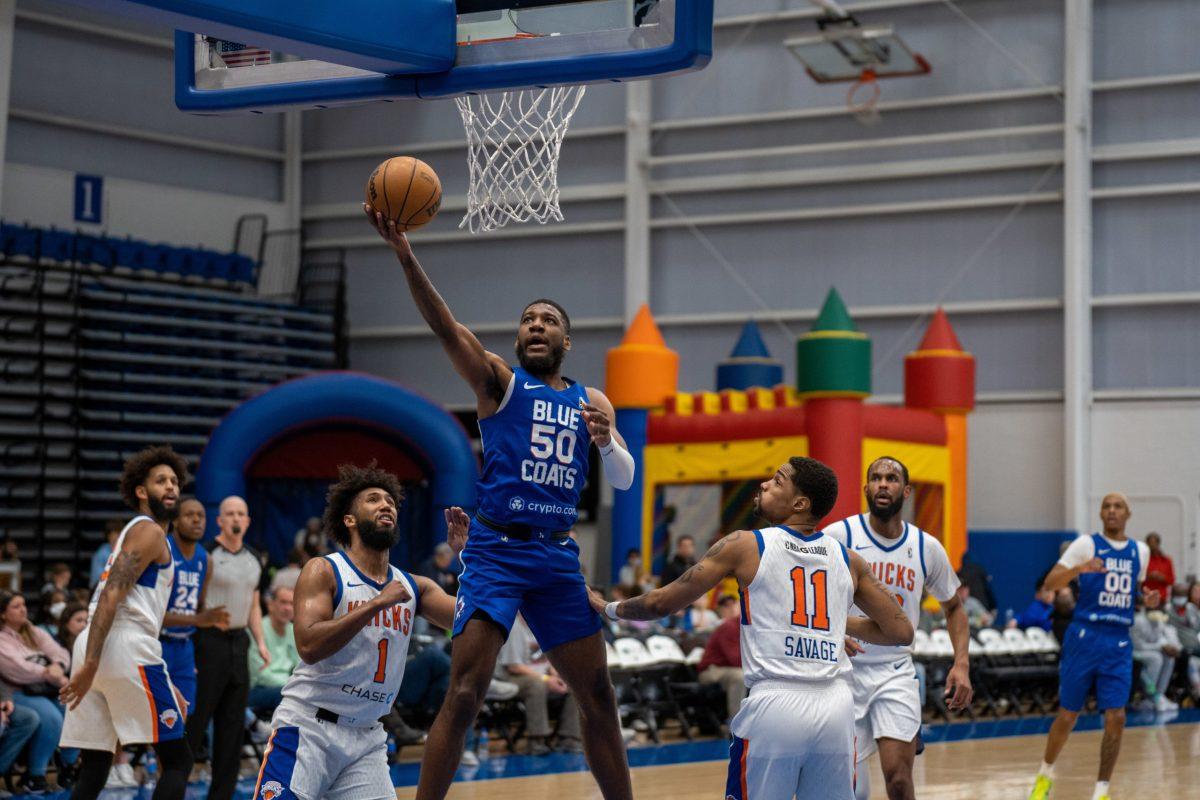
[1058,621,1133,712]
[452,518,600,652]
[160,636,197,711]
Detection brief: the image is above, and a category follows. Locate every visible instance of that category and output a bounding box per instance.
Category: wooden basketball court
[395,722,1200,799]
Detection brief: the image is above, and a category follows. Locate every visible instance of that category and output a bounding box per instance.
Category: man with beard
[59,445,194,800]
[254,464,469,800]
[184,496,271,800]
[821,456,971,800]
[592,457,913,799]
[366,212,637,799]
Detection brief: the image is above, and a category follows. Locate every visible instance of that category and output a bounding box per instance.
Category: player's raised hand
[444,507,471,554]
[363,204,415,260]
[200,605,231,630]
[377,579,412,608]
[1077,557,1106,575]
[580,402,612,448]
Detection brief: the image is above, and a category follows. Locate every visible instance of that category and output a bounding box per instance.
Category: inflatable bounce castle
[605,289,976,584]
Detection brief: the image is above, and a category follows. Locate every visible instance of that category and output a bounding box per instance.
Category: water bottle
[475,727,489,760]
[143,750,157,789]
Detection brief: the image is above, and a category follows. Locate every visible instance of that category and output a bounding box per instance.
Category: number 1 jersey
[281,552,419,720]
[740,526,855,687]
[475,366,592,532]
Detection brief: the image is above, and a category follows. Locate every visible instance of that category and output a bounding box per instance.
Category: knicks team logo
[159,709,179,730]
[509,497,525,512]
[260,780,284,800]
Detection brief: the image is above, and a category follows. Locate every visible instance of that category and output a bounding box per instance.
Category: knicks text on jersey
[475,366,591,532]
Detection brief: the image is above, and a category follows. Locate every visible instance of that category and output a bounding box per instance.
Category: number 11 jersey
[739,526,855,687]
[281,552,419,720]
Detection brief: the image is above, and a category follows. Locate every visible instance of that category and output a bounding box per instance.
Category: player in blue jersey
[1028,493,1158,800]
[160,498,229,713]
[366,210,637,800]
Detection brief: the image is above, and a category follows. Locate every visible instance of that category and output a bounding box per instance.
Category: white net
[455,86,587,234]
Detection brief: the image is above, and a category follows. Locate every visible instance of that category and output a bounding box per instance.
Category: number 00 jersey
[475,366,592,532]
[281,552,419,721]
[739,526,855,687]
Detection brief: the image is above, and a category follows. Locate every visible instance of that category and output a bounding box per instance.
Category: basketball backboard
[785,16,930,83]
[176,0,712,113]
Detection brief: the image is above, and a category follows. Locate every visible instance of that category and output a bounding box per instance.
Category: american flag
[216,40,272,68]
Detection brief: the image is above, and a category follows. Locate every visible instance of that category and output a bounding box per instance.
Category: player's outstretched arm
[846,552,914,647]
[293,557,411,664]
[61,520,166,708]
[413,576,456,630]
[364,208,511,411]
[582,388,635,491]
[590,531,755,620]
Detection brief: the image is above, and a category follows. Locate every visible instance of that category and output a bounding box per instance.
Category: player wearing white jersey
[593,457,913,799]
[822,456,973,800]
[60,446,194,800]
[254,464,468,800]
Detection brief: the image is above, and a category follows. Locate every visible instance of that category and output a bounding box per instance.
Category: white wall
[968,398,1200,580]
[2,162,287,250]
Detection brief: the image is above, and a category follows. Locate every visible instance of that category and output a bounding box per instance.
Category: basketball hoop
[847,69,882,126]
[455,86,587,234]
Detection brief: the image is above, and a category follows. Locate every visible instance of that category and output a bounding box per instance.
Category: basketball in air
[366,157,442,231]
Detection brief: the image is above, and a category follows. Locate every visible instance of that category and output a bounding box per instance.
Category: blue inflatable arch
[194,372,477,538]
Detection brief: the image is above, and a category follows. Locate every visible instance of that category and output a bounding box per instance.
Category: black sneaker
[18,774,48,795]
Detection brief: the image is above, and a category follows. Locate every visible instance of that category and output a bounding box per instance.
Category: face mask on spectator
[1172,596,1188,608]
[49,602,66,620]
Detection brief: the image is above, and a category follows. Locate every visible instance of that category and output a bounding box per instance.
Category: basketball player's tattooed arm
[845,552,914,647]
[365,211,510,412]
[60,520,167,709]
[588,531,758,621]
[292,557,412,664]
[937,592,974,710]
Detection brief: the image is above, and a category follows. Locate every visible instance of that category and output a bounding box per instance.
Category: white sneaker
[105,763,138,789]
[1155,695,1179,712]
[460,749,479,768]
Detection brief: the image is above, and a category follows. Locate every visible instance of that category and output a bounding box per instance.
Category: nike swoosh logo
[854,545,871,551]
[524,382,545,389]
[346,581,365,588]
[893,662,904,670]
[1118,640,1129,647]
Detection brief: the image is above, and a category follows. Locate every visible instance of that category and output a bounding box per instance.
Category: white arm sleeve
[599,438,635,491]
[1057,535,1096,570]
[1136,542,1151,584]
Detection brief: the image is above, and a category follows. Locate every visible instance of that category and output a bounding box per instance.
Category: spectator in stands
[269,549,305,592]
[40,562,72,597]
[293,517,328,559]
[1010,582,1055,631]
[0,682,39,787]
[1132,605,1181,712]
[0,590,76,792]
[684,594,720,634]
[1143,532,1176,601]
[660,535,696,587]
[1165,582,1200,701]
[419,543,461,598]
[954,582,994,628]
[39,589,68,635]
[247,586,300,717]
[89,520,123,588]
[617,548,645,589]
[697,594,744,722]
[55,601,89,654]
[0,538,20,593]
[494,614,582,755]
[956,551,997,611]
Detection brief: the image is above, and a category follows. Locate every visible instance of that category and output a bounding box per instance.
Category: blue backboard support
[174,0,712,113]
[68,0,457,74]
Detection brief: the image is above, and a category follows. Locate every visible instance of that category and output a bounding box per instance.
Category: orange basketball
[366,157,442,231]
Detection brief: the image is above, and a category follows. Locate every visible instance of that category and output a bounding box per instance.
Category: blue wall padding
[966,530,1078,618]
[611,408,648,585]
[195,372,478,540]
